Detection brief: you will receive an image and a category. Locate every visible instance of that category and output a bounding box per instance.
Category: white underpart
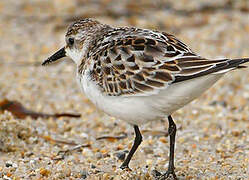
[78,67,224,125]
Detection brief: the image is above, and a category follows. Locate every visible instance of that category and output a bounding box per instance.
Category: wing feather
[86,29,245,96]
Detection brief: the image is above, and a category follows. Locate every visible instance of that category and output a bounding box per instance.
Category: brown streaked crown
[66,19,106,36]
[64,19,112,65]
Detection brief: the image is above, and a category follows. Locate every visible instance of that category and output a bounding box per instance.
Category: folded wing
[89,30,248,96]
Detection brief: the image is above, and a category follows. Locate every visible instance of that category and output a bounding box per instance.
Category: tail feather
[174,58,249,83]
[237,65,247,69]
[213,58,249,74]
[227,58,249,68]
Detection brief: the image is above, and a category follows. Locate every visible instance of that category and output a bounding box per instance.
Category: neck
[80,25,113,62]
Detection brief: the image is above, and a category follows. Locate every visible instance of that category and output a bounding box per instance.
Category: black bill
[42,47,66,66]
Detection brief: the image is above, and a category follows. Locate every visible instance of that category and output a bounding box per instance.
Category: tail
[174,58,249,83]
[212,58,249,74]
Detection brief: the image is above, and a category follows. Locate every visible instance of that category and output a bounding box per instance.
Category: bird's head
[42,18,108,66]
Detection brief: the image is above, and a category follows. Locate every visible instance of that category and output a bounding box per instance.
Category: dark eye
[68,38,74,46]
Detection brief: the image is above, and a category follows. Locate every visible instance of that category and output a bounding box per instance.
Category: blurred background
[1,0,249,65]
[0,0,249,179]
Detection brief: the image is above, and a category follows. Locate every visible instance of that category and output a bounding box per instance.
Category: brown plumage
[69,19,248,96]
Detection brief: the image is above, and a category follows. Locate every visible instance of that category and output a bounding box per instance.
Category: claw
[120,165,132,171]
[159,171,177,180]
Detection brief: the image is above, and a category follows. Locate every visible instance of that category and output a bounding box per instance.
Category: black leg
[120,125,142,170]
[161,115,177,179]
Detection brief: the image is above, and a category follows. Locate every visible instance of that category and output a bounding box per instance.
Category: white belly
[78,73,223,125]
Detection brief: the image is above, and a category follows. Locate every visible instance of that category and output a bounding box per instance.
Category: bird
[42,18,249,179]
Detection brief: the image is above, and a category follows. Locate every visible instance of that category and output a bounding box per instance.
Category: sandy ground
[0,0,249,179]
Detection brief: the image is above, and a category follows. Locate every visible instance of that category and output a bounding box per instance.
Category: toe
[120,165,132,171]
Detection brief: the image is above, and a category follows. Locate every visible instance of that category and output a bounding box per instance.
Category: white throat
[66,48,84,65]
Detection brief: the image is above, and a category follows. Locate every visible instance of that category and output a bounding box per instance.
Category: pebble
[90,164,97,169]
[82,148,93,157]
[95,152,103,159]
[39,168,51,176]
[146,159,153,166]
[3,175,12,180]
[5,161,13,168]
[143,147,154,154]
[80,170,88,179]
[115,151,126,161]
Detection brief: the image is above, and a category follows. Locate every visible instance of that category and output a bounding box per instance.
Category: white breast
[77,70,223,125]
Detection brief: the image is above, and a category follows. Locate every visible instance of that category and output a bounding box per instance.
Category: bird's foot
[152,169,177,180]
[120,164,132,171]
[160,171,177,180]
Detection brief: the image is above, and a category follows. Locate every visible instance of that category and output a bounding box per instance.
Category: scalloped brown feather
[75,23,248,96]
